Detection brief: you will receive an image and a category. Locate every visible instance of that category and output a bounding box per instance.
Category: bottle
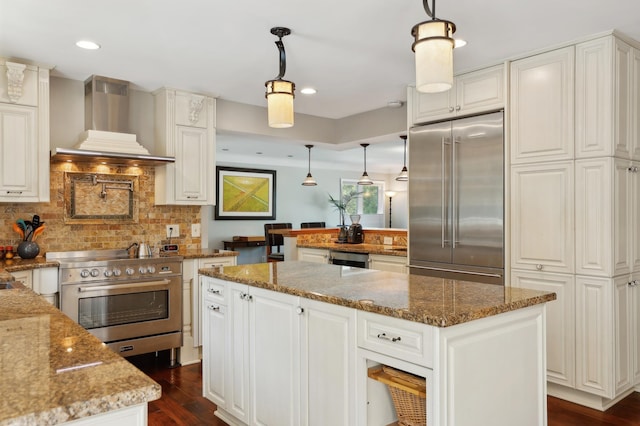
[4,246,14,259]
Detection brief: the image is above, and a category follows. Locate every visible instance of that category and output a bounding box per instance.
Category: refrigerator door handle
[452,136,460,249]
[442,137,450,248]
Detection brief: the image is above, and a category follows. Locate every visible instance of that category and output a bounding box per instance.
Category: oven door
[60,276,182,344]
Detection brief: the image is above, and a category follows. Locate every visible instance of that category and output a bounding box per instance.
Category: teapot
[127,242,153,258]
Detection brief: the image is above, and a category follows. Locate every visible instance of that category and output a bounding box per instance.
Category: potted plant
[328,190,361,243]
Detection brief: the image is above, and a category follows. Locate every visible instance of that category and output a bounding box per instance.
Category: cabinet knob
[449,107,455,112]
[455,105,461,111]
[207,288,221,294]
[296,306,304,315]
[377,332,401,343]
[536,264,543,271]
[208,305,220,311]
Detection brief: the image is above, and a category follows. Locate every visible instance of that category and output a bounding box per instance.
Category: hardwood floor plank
[129,350,640,426]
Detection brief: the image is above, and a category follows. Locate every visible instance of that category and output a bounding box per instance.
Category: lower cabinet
[297,248,329,263]
[202,276,356,426]
[368,254,407,273]
[10,267,58,306]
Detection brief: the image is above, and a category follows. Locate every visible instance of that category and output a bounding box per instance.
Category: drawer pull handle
[377,333,401,343]
[208,288,221,294]
[208,305,220,311]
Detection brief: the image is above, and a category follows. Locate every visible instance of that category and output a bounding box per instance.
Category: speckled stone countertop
[0,282,161,425]
[200,262,556,327]
[176,248,239,259]
[296,242,408,257]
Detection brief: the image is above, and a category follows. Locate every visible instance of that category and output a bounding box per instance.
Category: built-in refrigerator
[408,111,504,284]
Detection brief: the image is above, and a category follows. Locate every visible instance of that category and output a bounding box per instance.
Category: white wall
[206,161,408,264]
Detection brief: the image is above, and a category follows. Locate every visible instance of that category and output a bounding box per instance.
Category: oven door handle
[78,279,171,293]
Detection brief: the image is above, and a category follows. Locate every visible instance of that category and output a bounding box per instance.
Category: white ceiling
[2,0,640,171]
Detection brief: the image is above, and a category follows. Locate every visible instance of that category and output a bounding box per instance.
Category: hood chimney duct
[84,76,130,133]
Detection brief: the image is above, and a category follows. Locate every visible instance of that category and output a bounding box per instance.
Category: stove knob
[90,269,100,277]
[139,266,147,274]
[104,270,113,278]
[147,266,156,274]
[112,268,122,277]
[80,269,90,278]
[126,267,135,276]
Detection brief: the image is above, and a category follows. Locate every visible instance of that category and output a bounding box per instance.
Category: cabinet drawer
[357,311,433,367]
[203,278,226,304]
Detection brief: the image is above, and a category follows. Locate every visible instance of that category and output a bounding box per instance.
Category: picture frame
[215,166,276,220]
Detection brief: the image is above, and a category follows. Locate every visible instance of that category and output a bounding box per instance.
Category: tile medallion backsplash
[0,163,201,254]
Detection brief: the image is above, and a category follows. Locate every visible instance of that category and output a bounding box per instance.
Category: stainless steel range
[48,249,183,366]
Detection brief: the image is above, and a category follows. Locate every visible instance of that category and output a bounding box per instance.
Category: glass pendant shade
[412,19,455,93]
[266,79,295,128]
[302,144,317,186]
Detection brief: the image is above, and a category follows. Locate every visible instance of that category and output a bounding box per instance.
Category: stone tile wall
[0,163,201,255]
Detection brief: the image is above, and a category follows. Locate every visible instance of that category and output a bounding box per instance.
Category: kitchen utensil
[12,223,24,240]
[16,219,26,233]
[137,242,152,258]
[32,224,45,241]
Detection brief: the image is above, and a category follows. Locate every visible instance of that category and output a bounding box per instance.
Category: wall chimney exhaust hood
[50,75,175,166]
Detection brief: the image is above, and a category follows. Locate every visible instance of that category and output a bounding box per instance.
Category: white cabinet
[10,267,58,306]
[0,60,50,203]
[202,282,227,408]
[9,269,32,290]
[299,298,356,426]
[154,88,216,205]
[408,64,504,125]
[368,254,407,274]
[511,270,575,387]
[297,247,329,263]
[62,404,147,426]
[205,278,301,426]
[181,256,237,365]
[510,161,574,273]
[510,46,575,164]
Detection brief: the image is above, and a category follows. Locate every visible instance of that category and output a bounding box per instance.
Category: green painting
[215,167,276,220]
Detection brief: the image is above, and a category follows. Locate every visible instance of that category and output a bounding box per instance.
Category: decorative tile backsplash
[0,163,201,255]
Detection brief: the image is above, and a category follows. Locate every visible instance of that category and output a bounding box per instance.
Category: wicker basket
[368,365,426,426]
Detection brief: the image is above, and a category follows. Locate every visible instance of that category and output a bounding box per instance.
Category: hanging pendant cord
[423,0,435,18]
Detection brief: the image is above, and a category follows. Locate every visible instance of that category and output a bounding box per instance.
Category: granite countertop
[177,248,239,259]
[296,242,408,256]
[200,261,556,327]
[0,283,160,425]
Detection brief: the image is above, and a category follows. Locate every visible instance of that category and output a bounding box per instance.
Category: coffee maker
[347,215,364,244]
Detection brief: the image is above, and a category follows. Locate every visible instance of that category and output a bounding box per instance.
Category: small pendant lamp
[265,27,295,128]
[411,0,456,93]
[396,134,409,181]
[302,145,317,186]
[357,143,373,185]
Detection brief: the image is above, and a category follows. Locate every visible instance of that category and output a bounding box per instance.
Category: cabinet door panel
[249,287,300,426]
[510,162,574,273]
[613,160,632,276]
[0,105,37,198]
[202,297,227,407]
[510,47,575,163]
[456,64,504,116]
[575,159,613,276]
[575,276,613,398]
[632,48,640,160]
[614,39,632,158]
[409,86,454,124]
[175,126,209,202]
[511,270,575,387]
[228,284,250,423]
[614,276,633,395]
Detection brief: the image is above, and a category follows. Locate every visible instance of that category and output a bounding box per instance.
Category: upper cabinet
[408,64,505,126]
[0,60,50,203]
[510,46,575,164]
[575,36,640,160]
[154,88,216,205]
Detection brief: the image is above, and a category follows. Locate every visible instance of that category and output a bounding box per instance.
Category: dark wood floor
[129,351,640,425]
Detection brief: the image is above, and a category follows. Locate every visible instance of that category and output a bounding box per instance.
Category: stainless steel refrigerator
[408,111,504,284]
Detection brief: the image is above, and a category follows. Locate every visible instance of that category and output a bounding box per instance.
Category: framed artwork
[215,166,276,220]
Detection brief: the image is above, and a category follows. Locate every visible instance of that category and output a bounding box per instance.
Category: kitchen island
[0,282,160,425]
[199,261,556,426]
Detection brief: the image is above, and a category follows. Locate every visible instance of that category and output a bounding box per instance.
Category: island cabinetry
[369,253,407,274]
[154,88,215,205]
[297,247,329,263]
[510,46,575,164]
[181,256,237,365]
[0,59,50,203]
[10,267,58,306]
[408,64,504,125]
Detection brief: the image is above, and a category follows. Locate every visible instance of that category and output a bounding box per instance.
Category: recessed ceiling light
[287,155,293,158]
[221,148,229,151]
[300,87,317,95]
[256,152,263,155]
[454,39,467,48]
[76,40,101,50]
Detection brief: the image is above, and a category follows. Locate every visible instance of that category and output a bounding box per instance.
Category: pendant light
[396,134,409,181]
[265,27,295,128]
[302,144,317,186]
[411,0,456,93]
[357,143,373,185]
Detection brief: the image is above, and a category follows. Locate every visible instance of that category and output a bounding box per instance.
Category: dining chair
[300,222,326,228]
[264,223,292,262]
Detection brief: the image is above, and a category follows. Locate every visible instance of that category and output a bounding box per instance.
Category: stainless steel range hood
[50,75,175,166]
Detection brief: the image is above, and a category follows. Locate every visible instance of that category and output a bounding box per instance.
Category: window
[340,179,384,216]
